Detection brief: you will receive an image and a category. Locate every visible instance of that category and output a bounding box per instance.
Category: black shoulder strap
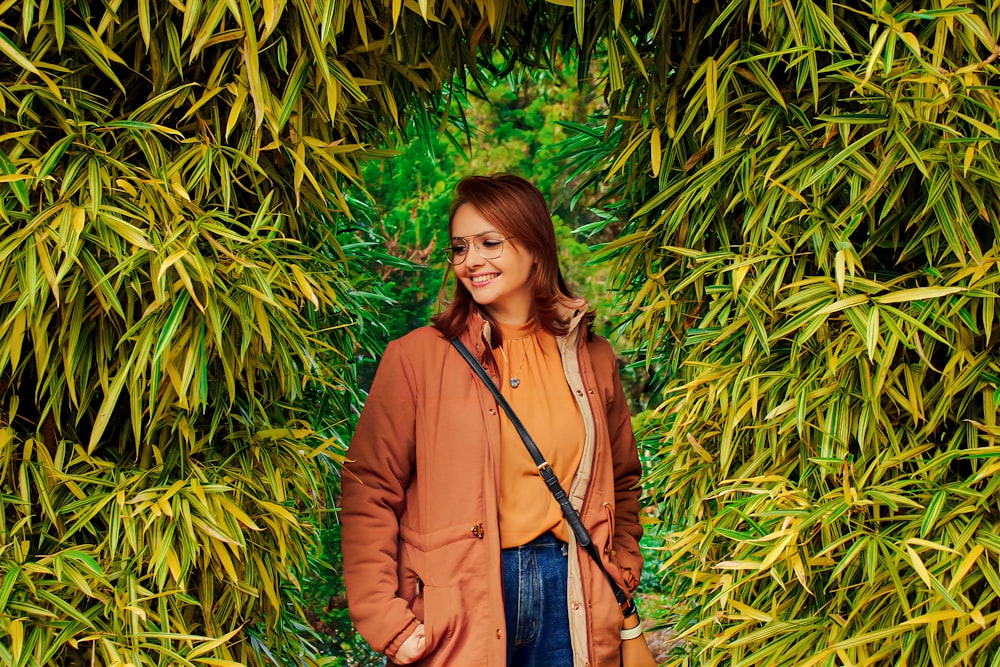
[449,337,637,618]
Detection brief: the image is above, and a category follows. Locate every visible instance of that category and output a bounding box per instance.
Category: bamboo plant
[553,1,1000,665]
[0,0,503,664]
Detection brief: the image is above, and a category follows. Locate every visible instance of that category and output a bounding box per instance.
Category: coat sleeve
[597,339,644,593]
[340,340,418,653]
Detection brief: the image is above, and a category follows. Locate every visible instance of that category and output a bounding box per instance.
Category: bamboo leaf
[0,31,40,74]
[950,545,985,592]
[573,0,585,46]
[188,626,244,660]
[920,490,947,538]
[138,0,151,47]
[875,286,966,304]
[66,25,127,93]
[87,358,132,453]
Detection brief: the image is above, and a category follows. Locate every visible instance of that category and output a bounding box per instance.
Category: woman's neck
[483,301,534,326]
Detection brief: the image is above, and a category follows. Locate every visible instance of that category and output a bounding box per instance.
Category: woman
[341,174,644,667]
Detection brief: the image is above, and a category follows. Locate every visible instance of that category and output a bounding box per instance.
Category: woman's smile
[470,272,500,285]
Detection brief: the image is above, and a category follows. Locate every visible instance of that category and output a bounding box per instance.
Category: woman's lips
[470,273,499,286]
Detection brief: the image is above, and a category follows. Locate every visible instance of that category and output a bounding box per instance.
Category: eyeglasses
[443,232,512,265]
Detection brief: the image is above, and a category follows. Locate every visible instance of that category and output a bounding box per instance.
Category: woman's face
[450,203,536,324]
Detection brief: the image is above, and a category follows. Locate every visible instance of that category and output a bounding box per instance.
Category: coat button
[576,390,583,396]
[571,602,581,611]
[496,629,502,639]
[489,408,496,415]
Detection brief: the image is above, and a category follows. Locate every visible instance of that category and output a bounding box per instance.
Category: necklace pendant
[509,377,520,388]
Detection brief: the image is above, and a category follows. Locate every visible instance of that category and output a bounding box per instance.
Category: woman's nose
[466,248,486,268]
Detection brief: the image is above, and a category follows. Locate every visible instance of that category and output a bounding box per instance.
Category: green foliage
[7,0,997,665]
[550,1,1000,665]
[0,0,481,663]
[0,1,630,663]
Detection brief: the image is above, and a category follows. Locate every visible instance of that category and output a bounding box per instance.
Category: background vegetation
[571,2,1000,666]
[2,1,1000,666]
[0,0,482,664]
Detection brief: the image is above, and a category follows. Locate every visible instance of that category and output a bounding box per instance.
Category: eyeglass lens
[447,234,506,264]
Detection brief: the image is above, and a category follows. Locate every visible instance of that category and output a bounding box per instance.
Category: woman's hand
[390,623,426,665]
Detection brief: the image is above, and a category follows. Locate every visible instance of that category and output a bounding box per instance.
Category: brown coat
[341,307,643,667]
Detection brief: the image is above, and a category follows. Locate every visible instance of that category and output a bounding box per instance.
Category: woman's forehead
[451,203,502,237]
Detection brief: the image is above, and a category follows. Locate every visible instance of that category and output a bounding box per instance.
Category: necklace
[496,338,529,388]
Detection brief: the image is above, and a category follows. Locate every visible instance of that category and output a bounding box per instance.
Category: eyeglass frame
[443,232,514,265]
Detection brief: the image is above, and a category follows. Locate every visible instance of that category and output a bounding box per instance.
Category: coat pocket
[404,575,424,621]
[421,584,458,658]
[398,537,427,623]
[602,500,639,593]
[603,501,616,557]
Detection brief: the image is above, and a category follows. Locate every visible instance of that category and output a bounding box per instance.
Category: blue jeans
[501,532,573,667]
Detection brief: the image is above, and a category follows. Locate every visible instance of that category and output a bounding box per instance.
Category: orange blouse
[495,319,585,547]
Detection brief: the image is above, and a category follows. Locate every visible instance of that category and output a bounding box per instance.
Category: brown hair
[432,174,592,344]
